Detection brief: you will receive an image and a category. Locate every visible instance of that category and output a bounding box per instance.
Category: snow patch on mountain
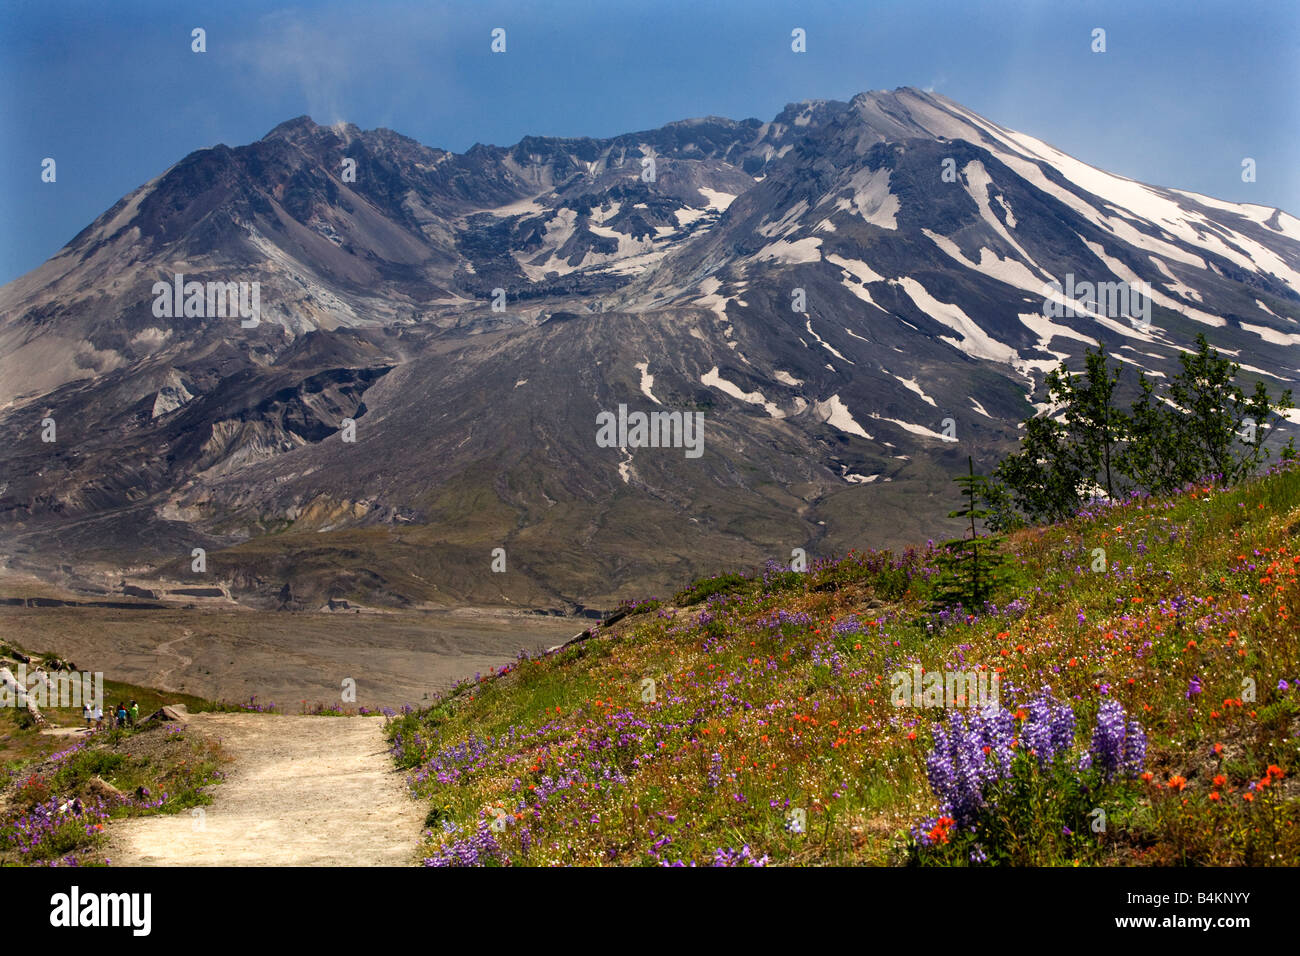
[893,374,937,406]
[1081,238,1224,328]
[832,167,900,230]
[635,361,661,404]
[924,229,1048,297]
[1017,312,1099,350]
[701,366,784,418]
[674,206,710,227]
[896,277,1018,364]
[1253,300,1296,325]
[759,200,810,238]
[693,276,747,319]
[960,161,1046,273]
[804,316,853,363]
[825,253,888,285]
[870,413,956,442]
[698,188,736,211]
[753,237,823,264]
[1239,322,1300,347]
[812,394,871,438]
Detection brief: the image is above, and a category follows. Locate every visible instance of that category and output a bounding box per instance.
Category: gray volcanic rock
[1,88,1297,609]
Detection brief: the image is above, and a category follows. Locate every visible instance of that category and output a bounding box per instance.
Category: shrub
[674,572,749,606]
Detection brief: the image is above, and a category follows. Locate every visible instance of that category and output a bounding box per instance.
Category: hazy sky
[1,0,1297,284]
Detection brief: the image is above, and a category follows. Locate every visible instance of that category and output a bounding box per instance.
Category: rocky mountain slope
[2,88,1297,611]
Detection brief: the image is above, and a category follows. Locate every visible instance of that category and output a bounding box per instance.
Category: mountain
[2,88,1298,611]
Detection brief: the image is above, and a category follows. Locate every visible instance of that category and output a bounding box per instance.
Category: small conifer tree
[931,456,1010,612]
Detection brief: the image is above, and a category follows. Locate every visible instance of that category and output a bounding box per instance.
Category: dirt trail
[109,713,425,866]
[152,628,193,689]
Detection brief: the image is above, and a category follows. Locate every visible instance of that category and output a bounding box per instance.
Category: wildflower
[1089,699,1146,780]
[1021,694,1075,767]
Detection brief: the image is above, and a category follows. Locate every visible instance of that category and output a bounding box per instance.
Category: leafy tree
[1117,369,1192,494]
[1162,333,1293,484]
[993,345,1126,523]
[995,336,1293,523]
[931,456,1011,612]
[980,471,1026,534]
[1054,344,1128,500]
[993,413,1082,525]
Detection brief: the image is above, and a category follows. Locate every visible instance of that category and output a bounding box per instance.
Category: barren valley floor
[0,603,582,709]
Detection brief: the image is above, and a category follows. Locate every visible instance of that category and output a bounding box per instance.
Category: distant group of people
[82,699,138,731]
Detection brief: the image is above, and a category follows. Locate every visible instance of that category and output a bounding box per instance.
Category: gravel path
[108,713,424,866]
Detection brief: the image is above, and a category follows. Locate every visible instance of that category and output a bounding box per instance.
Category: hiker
[83,702,93,729]
[115,702,128,728]
[129,700,139,725]
[93,702,104,731]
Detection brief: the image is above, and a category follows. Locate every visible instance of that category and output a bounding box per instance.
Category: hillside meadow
[389,462,1300,866]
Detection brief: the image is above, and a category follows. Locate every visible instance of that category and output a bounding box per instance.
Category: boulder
[85,776,125,801]
[142,703,190,724]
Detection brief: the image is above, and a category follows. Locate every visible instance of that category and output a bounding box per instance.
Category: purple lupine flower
[831,616,861,637]
[1089,699,1145,780]
[1020,694,1073,766]
[1123,719,1147,777]
[423,823,502,867]
[1048,699,1077,758]
[925,705,1014,828]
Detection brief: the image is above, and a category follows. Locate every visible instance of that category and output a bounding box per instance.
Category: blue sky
[1,0,1297,284]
